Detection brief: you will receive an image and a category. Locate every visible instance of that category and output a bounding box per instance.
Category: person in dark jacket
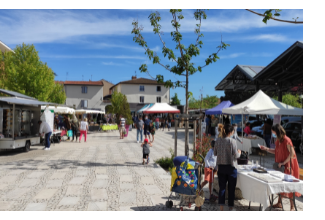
[64,115,71,140]
[71,115,80,142]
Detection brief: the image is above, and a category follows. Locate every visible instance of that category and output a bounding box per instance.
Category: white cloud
[220,52,246,59]
[243,34,292,42]
[102,61,123,66]
[41,54,147,59]
[0,9,303,45]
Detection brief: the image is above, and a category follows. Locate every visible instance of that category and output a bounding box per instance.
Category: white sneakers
[43,148,50,151]
[137,141,139,143]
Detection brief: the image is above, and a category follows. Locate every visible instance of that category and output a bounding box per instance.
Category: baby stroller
[165,155,205,211]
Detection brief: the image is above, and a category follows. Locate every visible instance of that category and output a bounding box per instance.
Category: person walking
[214,124,241,211]
[155,117,159,131]
[262,119,272,148]
[141,138,152,165]
[161,117,165,131]
[79,118,88,143]
[136,116,144,143]
[260,124,301,211]
[167,116,171,131]
[232,123,243,144]
[71,115,80,142]
[149,121,155,143]
[64,115,71,140]
[119,115,126,139]
[143,115,151,140]
[39,120,52,150]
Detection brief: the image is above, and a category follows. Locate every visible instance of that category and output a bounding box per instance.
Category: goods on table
[248,172,282,183]
[246,135,258,139]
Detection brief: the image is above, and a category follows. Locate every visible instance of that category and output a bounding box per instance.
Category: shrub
[192,133,213,164]
[155,148,174,174]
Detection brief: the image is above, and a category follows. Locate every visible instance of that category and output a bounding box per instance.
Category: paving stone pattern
[0,128,302,211]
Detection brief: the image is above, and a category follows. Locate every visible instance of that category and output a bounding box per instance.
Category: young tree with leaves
[132,9,229,156]
[0,43,66,103]
[171,93,181,105]
[106,91,133,125]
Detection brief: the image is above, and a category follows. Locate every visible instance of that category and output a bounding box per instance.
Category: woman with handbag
[260,124,301,211]
[214,124,241,211]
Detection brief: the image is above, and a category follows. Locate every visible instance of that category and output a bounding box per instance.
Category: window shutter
[84,100,88,107]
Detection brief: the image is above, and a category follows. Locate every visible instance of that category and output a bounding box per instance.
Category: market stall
[236,166,303,211]
[236,135,266,154]
[143,103,180,114]
[0,89,52,152]
[75,109,105,131]
[205,101,234,134]
[223,90,303,153]
[137,103,154,114]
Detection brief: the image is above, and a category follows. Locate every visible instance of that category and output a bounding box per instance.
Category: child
[141,138,152,165]
[201,140,218,202]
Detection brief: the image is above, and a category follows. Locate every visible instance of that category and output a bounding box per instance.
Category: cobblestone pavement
[0,128,303,211]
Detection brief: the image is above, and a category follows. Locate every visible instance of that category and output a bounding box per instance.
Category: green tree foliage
[189,95,219,109]
[273,94,302,108]
[132,9,229,156]
[170,93,181,105]
[246,9,302,24]
[106,91,133,125]
[0,43,66,103]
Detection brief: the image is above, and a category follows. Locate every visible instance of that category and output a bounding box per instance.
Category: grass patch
[155,148,174,174]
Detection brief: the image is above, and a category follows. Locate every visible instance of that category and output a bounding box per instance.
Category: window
[156,97,161,103]
[140,96,144,103]
[81,100,88,108]
[139,85,145,91]
[82,86,88,93]
[157,86,161,92]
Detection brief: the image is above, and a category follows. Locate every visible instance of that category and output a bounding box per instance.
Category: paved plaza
[0,128,303,211]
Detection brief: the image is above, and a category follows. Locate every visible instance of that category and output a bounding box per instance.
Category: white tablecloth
[236,168,303,211]
[236,137,266,154]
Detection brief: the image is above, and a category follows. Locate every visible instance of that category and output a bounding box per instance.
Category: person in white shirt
[38,120,52,150]
[79,118,89,143]
[232,123,243,144]
[200,140,218,202]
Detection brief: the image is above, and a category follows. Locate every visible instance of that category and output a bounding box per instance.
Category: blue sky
[0,9,303,104]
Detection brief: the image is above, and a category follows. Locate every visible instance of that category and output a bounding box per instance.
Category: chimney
[132,76,137,80]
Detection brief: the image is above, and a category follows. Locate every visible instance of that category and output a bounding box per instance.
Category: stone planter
[213,176,243,200]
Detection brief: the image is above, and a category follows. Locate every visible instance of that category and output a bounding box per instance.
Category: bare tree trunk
[185,71,189,156]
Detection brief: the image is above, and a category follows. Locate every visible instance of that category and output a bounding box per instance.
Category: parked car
[283,121,302,152]
[291,127,303,154]
[281,116,302,125]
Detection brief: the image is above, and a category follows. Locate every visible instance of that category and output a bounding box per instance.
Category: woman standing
[64,115,71,140]
[262,119,272,148]
[243,122,251,136]
[214,124,241,211]
[260,124,301,211]
[71,115,80,142]
[79,118,89,143]
[149,121,155,143]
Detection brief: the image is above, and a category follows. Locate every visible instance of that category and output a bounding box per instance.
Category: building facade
[109,76,170,112]
[101,79,114,97]
[58,81,105,111]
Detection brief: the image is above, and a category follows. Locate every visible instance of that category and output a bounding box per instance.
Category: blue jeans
[45,132,52,148]
[264,134,271,148]
[137,129,143,142]
[217,165,237,207]
[155,122,159,130]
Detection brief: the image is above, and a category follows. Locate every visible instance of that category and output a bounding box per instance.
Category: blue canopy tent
[205,101,234,115]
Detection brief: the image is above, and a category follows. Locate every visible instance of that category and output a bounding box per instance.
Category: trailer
[0,89,52,152]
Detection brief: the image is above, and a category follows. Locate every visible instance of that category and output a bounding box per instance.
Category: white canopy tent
[143,103,180,114]
[75,109,105,114]
[222,90,303,115]
[222,90,303,151]
[41,105,75,114]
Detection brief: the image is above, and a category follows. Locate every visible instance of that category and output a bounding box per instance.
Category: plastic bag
[67,130,73,137]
